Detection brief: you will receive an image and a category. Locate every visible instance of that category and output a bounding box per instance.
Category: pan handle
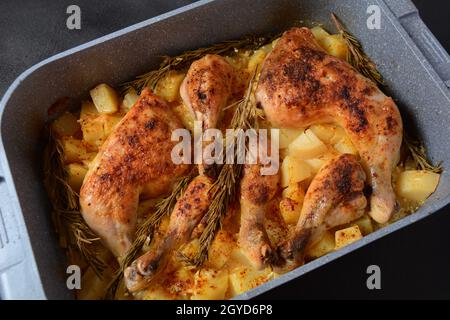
[384,0,450,89]
[0,167,45,299]
[0,172,24,271]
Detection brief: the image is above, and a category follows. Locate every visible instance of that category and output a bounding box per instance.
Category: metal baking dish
[0,0,449,300]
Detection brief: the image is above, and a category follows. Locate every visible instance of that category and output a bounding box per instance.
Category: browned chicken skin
[281,154,367,264]
[180,54,235,130]
[80,89,189,258]
[239,160,279,270]
[124,175,213,292]
[256,27,403,224]
[124,55,236,291]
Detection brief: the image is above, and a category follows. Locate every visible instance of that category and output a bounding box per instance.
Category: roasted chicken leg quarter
[281,154,367,264]
[80,89,189,258]
[256,27,403,224]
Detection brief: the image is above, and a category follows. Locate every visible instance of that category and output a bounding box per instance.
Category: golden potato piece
[228,266,272,297]
[141,286,173,300]
[121,89,139,111]
[90,83,120,114]
[102,114,123,137]
[321,34,348,60]
[191,269,228,300]
[61,137,92,163]
[51,112,80,137]
[248,49,267,74]
[80,100,124,148]
[206,230,235,269]
[80,100,98,119]
[279,128,304,149]
[335,225,363,250]
[353,215,373,236]
[304,158,327,175]
[173,103,195,132]
[309,124,345,145]
[288,129,328,159]
[310,26,330,43]
[334,136,358,156]
[80,101,103,147]
[281,156,312,187]
[280,184,305,225]
[396,170,440,203]
[306,231,335,259]
[155,71,185,102]
[66,163,88,192]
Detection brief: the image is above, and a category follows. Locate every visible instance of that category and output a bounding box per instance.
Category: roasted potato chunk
[90,83,120,114]
[306,231,335,259]
[321,34,348,60]
[228,266,272,297]
[281,156,312,187]
[280,184,305,225]
[335,225,363,249]
[288,129,328,159]
[155,71,185,102]
[61,137,92,163]
[191,269,228,300]
[396,170,440,203]
[51,112,80,137]
[66,163,88,192]
[121,89,139,111]
[279,128,304,149]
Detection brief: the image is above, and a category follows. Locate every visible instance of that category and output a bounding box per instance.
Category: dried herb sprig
[105,170,196,299]
[331,13,384,86]
[402,135,443,173]
[43,128,107,277]
[186,72,260,267]
[121,35,274,94]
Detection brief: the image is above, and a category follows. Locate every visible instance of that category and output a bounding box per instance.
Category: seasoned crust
[80,89,190,256]
[82,89,188,211]
[280,154,367,263]
[257,27,401,139]
[180,54,236,129]
[257,27,403,224]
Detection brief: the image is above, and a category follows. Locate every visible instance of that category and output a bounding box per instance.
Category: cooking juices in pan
[44,24,441,300]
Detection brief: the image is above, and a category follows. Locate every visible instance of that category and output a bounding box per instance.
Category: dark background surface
[0,0,449,299]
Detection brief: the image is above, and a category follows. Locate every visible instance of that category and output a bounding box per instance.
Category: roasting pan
[0,0,449,300]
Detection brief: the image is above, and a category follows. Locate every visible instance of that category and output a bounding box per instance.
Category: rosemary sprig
[105,170,196,299]
[402,135,443,173]
[331,13,384,86]
[43,127,107,277]
[187,72,260,267]
[121,35,274,94]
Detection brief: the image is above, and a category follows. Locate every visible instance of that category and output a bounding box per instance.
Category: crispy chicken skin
[124,175,213,292]
[180,54,235,130]
[181,53,236,177]
[256,27,403,224]
[80,89,189,258]
[124,55,235,291]
[239,161,280,270]
[281,154,367,264]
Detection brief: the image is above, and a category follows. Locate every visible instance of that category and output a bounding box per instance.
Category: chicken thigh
[80,89,189,258]
[256,27,403,224]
